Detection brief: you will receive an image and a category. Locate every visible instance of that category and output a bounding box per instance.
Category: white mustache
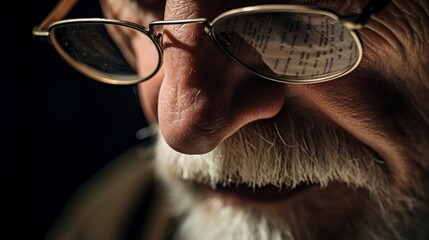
[154,116,389,198]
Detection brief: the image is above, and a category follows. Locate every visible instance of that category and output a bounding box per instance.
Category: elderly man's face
[102,0,429,239]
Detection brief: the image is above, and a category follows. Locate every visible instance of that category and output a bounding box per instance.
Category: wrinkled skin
[102,0,429,239]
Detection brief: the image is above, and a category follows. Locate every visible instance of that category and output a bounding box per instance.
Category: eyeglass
[33,0,391,85]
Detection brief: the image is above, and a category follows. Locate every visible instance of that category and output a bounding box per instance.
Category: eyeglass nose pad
[150,23,164,37]
[154,32,163,46]
[203,27,212,38]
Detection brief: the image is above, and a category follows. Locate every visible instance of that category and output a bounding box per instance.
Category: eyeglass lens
[49,11,360,84]
[212,12,361,82]
[50,22,160,83]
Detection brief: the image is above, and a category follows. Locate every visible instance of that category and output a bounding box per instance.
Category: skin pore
[100,0,429,239]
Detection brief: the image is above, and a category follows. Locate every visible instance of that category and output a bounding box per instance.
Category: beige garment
[44,142,172,240]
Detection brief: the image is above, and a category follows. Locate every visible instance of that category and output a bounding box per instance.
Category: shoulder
[44,142,170,240]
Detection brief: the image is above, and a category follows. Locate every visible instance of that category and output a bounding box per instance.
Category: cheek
[124,18,165,123]
[132,34,164,124]
[294,74,418,188]
[137,71,163,123]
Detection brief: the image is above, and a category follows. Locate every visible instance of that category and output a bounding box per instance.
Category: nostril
[158,105,230,154]
[159,125,225,154]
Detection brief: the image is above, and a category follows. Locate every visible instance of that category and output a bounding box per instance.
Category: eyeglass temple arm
[341,0,391,28]
[32,0,79,36]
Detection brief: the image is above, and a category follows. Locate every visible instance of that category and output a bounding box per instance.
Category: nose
[156,6,287,154]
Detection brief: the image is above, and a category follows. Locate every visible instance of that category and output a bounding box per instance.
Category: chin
[153,117,429,240]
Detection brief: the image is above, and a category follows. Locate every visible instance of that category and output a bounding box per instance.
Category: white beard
[152,117,426,240]
[175,198,295,240]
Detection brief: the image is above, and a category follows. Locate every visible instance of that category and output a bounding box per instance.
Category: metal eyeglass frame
[33,0,391,85]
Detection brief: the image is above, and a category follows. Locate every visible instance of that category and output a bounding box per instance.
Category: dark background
[2,1,148,239]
